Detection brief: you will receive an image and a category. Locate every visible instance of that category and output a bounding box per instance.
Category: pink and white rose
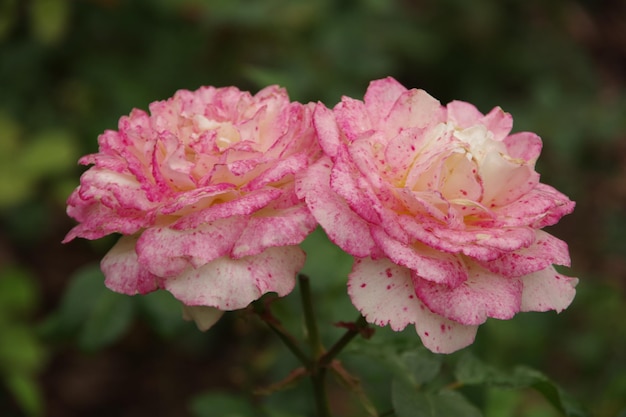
[297,77,577,353]
[64,85,320,329]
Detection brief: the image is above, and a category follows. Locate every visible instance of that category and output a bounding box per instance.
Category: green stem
[321,315,368,367]
[298,274,331,417]
[265,319,310,365]
[252,298,310,365]
[299,274,324,357]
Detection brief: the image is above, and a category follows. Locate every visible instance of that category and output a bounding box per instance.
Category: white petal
[165,246,303,310]
[348,257,478,353]
[520,266,578,313]
[181,305,224,331]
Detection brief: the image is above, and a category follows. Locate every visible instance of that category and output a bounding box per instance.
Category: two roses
[64,77,577,353]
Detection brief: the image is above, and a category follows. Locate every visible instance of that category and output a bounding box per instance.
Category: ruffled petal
[347,257,478,353]
[363,77,408,125]
[296,157,380,258]
[477,230,571,278]
[101,235,161,295]
[182,305,224,331]
[414,263,523,325]
[313,103,342,159]
[520,266,578,313]
[136,217,248,277]
[165,245,304,310]
[370,226,468,287]
[232,204,318,258]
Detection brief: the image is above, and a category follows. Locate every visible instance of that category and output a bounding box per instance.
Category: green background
[0,0,625,416]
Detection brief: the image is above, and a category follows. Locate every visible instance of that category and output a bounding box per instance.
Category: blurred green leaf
[400,349,443,386]
[3,372,43,417]
[29,0,70,44]
[137,290,186,338]
[455,353,590,417]
[454,352,507,386]
[41,265,106,337]
[190,392,257,417]
[40,264,134,350]
[78,289,134,351]
[350,342,440,388]
[392,380,482,417]
[0,111,21,156]
[0,0,18,40]
[0,267,38,317]
[0,325,44,375]
[512,367,590,417]
[18,129,78,178]
[0,172,33,207]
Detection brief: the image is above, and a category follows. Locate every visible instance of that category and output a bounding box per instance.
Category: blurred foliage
[0,0,625,416]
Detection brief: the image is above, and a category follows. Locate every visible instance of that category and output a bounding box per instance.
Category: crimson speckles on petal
[299,76,577,353]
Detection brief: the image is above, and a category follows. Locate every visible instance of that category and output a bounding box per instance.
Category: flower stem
[298,274,331,417]
[265,319,310,365]
[252,298,309,365]
[299,274,324,357]
[320,315,368,367]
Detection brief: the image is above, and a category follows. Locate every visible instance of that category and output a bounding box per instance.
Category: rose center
[193,115,242,151]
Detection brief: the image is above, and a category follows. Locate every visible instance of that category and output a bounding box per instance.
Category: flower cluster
[65,78,576,353]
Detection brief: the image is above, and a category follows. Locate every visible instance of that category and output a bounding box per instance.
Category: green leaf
[0,266,38,317]
[511,367,590,417]
[350,342,441,388]
[29,0,70,44]
[392,380,482,417]
[137,290,187,338]
[78,290,134,351]
[40,264,134,350]
[455,353,589,417]
[18,129,78,178]
[400,349,442,386]
[0,0,18,40]
[190,392,257,417]
[0,111,21,157]
[42,265,108,337]
[0,166,33,207]
[454,352,506,386]
[0,325,45,375]
[3,372,43,417]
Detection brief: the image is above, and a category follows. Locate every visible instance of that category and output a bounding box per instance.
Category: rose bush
[64,85,320,330]
[297,77,577,353]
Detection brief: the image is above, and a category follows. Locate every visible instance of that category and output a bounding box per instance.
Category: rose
[297,77,577,353]
[64,85,320,330]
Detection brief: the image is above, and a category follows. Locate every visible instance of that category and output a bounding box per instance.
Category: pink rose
[297,77,577,353]
[64,85,320,329]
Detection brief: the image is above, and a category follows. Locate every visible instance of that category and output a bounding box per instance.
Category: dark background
[0,0,625,416]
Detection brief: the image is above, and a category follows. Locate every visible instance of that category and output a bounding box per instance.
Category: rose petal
[414,263,523,325]
[136,217,248,277]
[313,103,342,158]
[495,183,575,228]
[477,230,571,278]
[334,96,373,142]
[384,88,442,134]
[363,77,409,125]
[347,257,478,353]
[296,157,381,258]
[101,235,161,295]
[347,257,426,331]
[172,188,282,229]
[182,305,224,331]
[520,266,578,313]
[503,132,543,162]
[370,226,468,287]
[165,245,304,310]
[232,204,318,258]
